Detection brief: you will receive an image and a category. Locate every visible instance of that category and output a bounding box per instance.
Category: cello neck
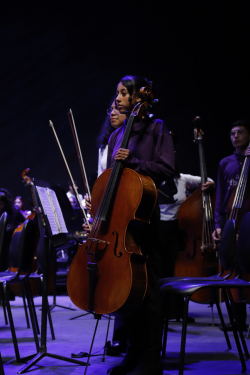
[198,137,208,186]
[193,118,215,248]
[95,111,138,223]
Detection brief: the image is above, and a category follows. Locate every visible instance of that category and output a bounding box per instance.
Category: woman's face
[115,82,139,114]
[14,199,22,209]
[109,102,126,129]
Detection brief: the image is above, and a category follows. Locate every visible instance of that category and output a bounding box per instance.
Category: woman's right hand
[83,222,92,233]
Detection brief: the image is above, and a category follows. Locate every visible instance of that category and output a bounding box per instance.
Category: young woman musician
[105,75,175,375]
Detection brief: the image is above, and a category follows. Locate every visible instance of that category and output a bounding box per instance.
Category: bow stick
[49,120,91,229]
[68,109,91,201]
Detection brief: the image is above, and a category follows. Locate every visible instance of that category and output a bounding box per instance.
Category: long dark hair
[97,96,117,150]
[120,75,154,97]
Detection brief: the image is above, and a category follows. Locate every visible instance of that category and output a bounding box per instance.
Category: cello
[67,88,157,315]
[226,149,250,301]
[175,117,218,303]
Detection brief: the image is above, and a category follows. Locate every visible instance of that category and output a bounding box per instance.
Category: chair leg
[23,281,40,352]
[20,283,30,329]
[25,281,40,335]
[227,289,250,359]
[3,283,20,362]
[179,295,190,375]
[212,288,232,349]
[161,293,172,359]
[222,289,246,373]
[47,298,55,340]
[102,316,111,362]
[84,315,101,375]
[0,284,8,325]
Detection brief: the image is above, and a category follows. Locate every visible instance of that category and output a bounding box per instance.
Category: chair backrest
[219,219,236,272]
[0,212,9,271]
[9,219,37,274]
[236,212,250,275]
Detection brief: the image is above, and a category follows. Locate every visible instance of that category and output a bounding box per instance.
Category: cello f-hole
[112,231,122,258]
[187,237,200,259]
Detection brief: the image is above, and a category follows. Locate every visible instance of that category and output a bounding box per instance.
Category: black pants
[123,204,163,356]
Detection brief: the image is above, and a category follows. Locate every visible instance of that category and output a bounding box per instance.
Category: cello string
[230,158,244,219]
[231,157,249,221]
[237,158,248,210]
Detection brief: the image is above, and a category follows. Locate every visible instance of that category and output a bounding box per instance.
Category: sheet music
[36,186,68,235]
[47,189,68,233]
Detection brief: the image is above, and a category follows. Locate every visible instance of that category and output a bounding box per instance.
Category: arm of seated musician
[202,180,215,190]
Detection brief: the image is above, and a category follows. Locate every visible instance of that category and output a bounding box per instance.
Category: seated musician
[212,119,250,331]
[0,188,25,271]
[14,196,31,218]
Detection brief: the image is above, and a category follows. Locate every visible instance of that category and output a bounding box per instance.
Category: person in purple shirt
[213,120,250,240]
[212,120,250,331]
[106,76,175,375]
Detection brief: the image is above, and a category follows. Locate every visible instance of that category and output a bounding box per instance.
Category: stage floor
[1,295,250,375]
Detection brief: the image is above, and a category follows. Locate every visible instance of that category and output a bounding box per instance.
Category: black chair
[0,219,39,362]
[159,218,236,287]
[0,212,31,329]
[160,217,250,375]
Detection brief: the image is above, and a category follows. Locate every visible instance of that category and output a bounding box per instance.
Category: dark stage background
[1,1,249,209]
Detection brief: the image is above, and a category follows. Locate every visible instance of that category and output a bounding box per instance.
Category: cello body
[175,186,218,302]
[174,121,218,303]
[67,167,157,315]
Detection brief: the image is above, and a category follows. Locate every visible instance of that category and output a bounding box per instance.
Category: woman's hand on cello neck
[114,148,130,161]
[212,228,222,247]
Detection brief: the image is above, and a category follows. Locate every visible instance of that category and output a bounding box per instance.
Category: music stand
[18,182,87,373]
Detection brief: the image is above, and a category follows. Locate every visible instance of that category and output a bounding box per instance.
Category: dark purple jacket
[215,152,245,228]
[107,118,175,187]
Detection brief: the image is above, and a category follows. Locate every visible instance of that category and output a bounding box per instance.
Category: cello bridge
[88,238,110,245]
